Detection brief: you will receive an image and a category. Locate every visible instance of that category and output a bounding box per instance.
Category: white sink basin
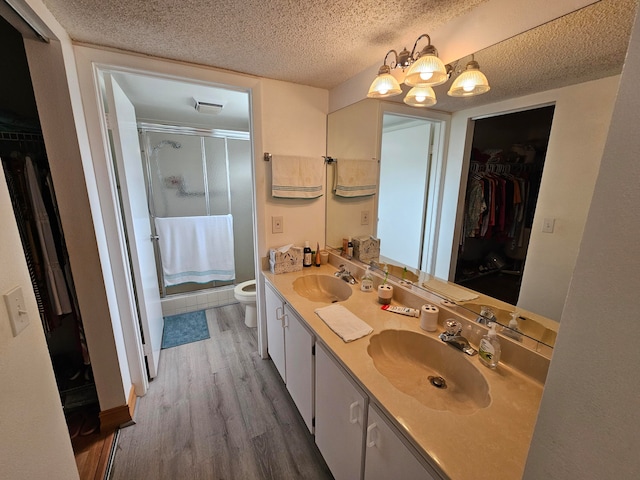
[367,330,491,415]
[293,274,352,303]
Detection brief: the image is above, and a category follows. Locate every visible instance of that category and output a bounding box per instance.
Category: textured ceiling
[39,0,638,113]
[41,0,487,89]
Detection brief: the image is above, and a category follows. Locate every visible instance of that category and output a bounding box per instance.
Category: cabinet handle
[366,423,378,448]
[283,313,289,328]
[349,401,359,424]
[276,306,283,322]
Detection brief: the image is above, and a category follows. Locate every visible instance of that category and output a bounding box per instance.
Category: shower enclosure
[140,123,254,297]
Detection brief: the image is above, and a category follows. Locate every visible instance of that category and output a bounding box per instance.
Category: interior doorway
[454,105,556,305]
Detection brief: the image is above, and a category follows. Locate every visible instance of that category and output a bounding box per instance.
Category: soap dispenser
[479,322,501,369]
[360,266,374,292]
[501,312,523,342]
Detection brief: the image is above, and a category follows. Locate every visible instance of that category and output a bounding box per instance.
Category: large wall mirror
[325,0,636,350]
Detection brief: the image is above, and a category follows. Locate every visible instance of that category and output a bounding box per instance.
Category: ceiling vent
[194,99,224,115]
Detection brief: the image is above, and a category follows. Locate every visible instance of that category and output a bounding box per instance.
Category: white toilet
[234,279,257,328]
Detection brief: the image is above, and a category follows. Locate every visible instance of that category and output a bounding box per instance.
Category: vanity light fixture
[367,34,490,107]
[447,55,491,97]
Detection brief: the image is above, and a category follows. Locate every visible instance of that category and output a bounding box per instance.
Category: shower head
[152,140,182,152]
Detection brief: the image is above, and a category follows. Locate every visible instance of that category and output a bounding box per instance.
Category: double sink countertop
[263,262,544,480]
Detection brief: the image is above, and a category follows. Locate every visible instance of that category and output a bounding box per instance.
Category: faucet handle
[444,319,462,336]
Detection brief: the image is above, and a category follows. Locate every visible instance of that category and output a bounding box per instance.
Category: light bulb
[419,71,434,81]
[379,87,389,95]
[462,80,476,92]
[415,94,426,102]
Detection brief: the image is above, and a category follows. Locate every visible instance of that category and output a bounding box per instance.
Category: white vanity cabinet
[265,281,286,381]
[264,281,315,433]
[315,342,368,480]
[283,303,314,433]
[365,404,438,480]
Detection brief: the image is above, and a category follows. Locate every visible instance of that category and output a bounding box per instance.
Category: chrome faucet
[439,319,477,356]
[476,305,496,325]
[334,264,358,284]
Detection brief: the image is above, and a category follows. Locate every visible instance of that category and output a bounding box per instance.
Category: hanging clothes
[25,156,72,316]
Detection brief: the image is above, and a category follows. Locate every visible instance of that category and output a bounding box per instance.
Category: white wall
[259,78,328,253]
[0,170,79,479]
[436,75,620,320]
[524,6,640,478]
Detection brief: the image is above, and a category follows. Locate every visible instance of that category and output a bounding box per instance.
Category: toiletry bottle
[361,266,374,292]
[502,312,523,341]
[303,241,312,267]
[347,237,354,258]
[479,322,501,369]
[315,242,321,267]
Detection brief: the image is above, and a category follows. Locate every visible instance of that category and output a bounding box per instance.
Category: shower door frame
[139,123,251,297]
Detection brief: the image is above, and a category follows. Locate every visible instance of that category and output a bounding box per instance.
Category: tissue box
[352,236,380,263]
[269,246,303,274]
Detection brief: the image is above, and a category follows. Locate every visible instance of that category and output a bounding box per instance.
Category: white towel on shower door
[155,215,235,286]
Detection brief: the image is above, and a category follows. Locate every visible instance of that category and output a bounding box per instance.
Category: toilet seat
[234,279,256,301]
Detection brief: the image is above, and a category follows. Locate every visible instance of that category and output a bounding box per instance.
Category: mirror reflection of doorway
[378,114,440,271]
[454,106,555,305]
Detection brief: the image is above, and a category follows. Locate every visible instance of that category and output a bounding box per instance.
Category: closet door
[105,75,164,380]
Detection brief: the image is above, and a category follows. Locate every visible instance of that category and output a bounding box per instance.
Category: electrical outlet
[272,216,284,233]
[542,217,555,233]
[3,286,30,337]
[361,210,370,225]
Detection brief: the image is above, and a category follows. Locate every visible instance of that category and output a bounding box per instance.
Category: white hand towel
[315,304,373,342]
[335,158,378,197]
[272,155,324,199]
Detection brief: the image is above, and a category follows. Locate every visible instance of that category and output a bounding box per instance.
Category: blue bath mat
[162,310,210,349]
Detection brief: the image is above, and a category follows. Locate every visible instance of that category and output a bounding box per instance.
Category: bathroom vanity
[262,254,547,480]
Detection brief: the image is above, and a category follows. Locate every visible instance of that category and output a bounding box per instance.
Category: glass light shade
[367,72,402,98]
[448,67,490,97]
[404,54,448,87]
[403,86,437,107]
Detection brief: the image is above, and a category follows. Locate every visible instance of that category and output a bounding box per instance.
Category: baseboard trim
[99,400,134,433]
[127,384,137,420]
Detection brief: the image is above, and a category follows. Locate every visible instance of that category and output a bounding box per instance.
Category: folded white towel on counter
[335,158,378,197]
[315,304,373,342]
[271,155,324,199]
[155,215,235,286]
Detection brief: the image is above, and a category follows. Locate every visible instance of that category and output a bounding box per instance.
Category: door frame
[81,60,260,395]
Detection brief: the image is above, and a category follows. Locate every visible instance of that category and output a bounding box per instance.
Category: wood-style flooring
[109,303,333,480]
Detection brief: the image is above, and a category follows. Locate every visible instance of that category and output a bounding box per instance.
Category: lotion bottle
[303,241,312,267]
[479,322,501,369]
[346,237,354,258]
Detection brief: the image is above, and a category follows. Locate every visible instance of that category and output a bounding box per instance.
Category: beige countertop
[263,262,544,480]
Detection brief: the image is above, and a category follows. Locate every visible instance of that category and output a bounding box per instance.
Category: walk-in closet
[455,106,555,305]
[0,15,98,451]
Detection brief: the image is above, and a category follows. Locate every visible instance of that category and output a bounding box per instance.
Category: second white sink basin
[368,330,491,415]
[293,274,352,303]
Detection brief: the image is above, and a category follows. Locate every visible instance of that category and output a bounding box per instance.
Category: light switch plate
[361,210,370,225]
[4,286,30,337]
[542,217,555,233]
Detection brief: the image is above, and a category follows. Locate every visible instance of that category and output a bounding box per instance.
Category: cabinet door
[364,405,437,480]
[284,304,314,433]
[265,282,286,381]
[315,343,367,480]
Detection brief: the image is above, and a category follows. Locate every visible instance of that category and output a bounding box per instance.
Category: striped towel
[272,155,324,199]
[335,158,378,197]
